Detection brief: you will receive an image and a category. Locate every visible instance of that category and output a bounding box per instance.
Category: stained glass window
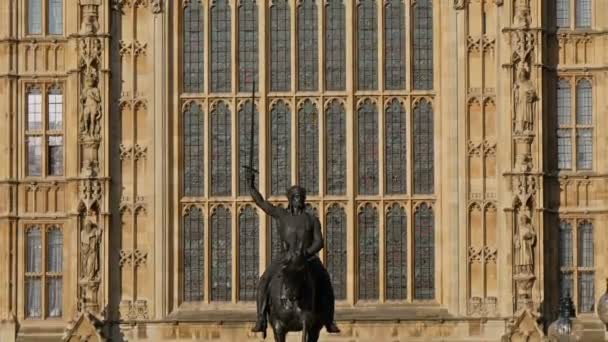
[298,0,318,91]
[271,101,291,196]
[575,0,591,28]
[26,228,42,318]
[326,205,346,300]
[239,0,258,92]
[576,80,592,125]
[298,100,319,195]
[28,0,42,34]
[357,0,377,90]
[184,104,204,196]
[325,100,346,195]
[46,229,62,317]
[386,204,407,300]
[385,99,407,194]
[211,206,232,301]
[358,204,378,300]
[184,207,204,301]
[414,203,434,300]
[239,100,259,195]
[239,206,259,301]
[211,102,232,196]
[413,0,433,90]
[211,0,232,92]
[325,0,345,90]
[384,0,405,90]
[48,0,63,35]
[358,100,378,195]
[556,0,570,27]
[270,0,291,91]
[413,100,434,194]
[184,1,204,93]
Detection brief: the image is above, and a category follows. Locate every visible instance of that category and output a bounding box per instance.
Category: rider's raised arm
[249,180,281,218]
[306,216,324,257]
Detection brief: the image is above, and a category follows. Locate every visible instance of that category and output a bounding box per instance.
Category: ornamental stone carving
[79,220,103,312]
[514,211,535,275]
[80,0,101,35]
[512,62,537,133]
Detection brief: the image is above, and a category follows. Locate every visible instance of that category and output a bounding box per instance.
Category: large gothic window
[325,0,345,90]
[211,206,232,301]
[297,0,318,91]
[325,100,346,195]
[413,99,434,194]
[184,1,204,93]
[271,101,291,195]
[298,100,319,195]
[184,207,204,301]
[386,204,407,300]
[210,0,232,92]
[270,0,291,92]
[239,100,259,195]
[326,205,347,300]
[358,100,378,195]
[385,99,407,194]
[239,206,259,301]
[211,102,232,196]
[414,204,434,300]
[184,103,204,196]
[413,0,433,90]
[357,0,378,90]
[358,204,379,300]
[384,0,405,90]
[238,0,258,92]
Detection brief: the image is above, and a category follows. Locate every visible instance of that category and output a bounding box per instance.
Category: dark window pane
[576,129,592,170]
[28,0,42,34]
[184,104,204,196]
[184,1,204,92]
[578,272,594,313]
[211,206,232,301]
[298,100,318,195]
[298,0,318,91]
[269,203,285,261]
[28,136,42,177]
[183,207,204,301]
[575,0,591,28]
[385,99,407,194]
[556,0,570,27]
[557,79,571,126]
[239,0,258,92]
[26,278,42,318]
[211,102,232,196]
[413,0,433,90]
[271,101,291,196]
[47,229,62,272]
[559,272,573,299]
[559,221,573,268]
[48,0,63,35]
[47,277,62,317]
[357,0,377,90]
[413,100,434,194]
[386,204,407,300]
[325,0,345,90]
[239,100,259,195]
[270,0,291,91]
[358,204,379,300]
[414,203,434,300]
[557,129,572,170]
[576,80,592,125]
[211,0,232,92]
[27,89,42,131]
[325,100,346,195]
[27,228,42,273]
[48,136,63,176]
[239,206,259,301]
[358,100,378,195]
[578,221,593,267]
[384,0,405,90]
[326,205,346,300]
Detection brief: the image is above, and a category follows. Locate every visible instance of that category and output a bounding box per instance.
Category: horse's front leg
[271,322,286,342]
[301,319,307,342]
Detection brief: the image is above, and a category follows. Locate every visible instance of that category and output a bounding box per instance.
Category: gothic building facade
[0,0,607,341]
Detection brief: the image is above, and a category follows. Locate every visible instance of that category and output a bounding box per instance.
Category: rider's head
[286,185,306,211]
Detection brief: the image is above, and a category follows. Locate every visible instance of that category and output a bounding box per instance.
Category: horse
[266,252,324,342]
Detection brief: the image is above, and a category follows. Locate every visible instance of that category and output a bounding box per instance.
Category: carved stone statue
[81,220,102,281]
[513,62,537,133]
[80,68,102,138]
[514,211,535,275]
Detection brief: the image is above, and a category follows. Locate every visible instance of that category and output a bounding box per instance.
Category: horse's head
[280,252,309,302]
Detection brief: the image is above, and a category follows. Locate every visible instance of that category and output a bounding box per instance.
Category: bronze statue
[247,171,340,341]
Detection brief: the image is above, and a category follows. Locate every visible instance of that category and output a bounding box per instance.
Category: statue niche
[512,62,537,133]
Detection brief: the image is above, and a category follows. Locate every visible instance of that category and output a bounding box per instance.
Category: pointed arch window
[358,204,379,300]
[183,0,204,93]
[238,100,259,195]
[211,206,232,301]
[325,100,346,195]
[210,0,232,92]
[211,102,232,196]
[184,104,204,196]
[238,0,258,92]
[358,100,378,195]
[239,206,259,301]
[385,99,407,194]
[413,0,433,90]
[414,204,434,300]
[298,100,319,195]
[357,0,378,90]
[384,0,405,90]
[413,99,434,194]
[270,0,291,92]
[386,204,407,300]
[325,0,345,90]
[270,101,291,196]
[184,207,204,301]
[297,0,318,91]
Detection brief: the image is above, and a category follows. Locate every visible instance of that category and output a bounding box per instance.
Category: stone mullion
[257,0,267,272]
[344,0,355,305]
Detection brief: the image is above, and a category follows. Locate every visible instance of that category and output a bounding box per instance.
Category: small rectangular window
[28,0,43,35]
[28,137,42,177]
[556,0,570,27]
[575,0,591,28]
[28,91,43,131]
[48,92,63,130]
[48,136,63,176]
[557,129,572,170]
[48,0,63,35]
[576,129,592,170]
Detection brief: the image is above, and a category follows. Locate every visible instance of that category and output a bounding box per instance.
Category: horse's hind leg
[306,328,320,342]
[271,323,286,342]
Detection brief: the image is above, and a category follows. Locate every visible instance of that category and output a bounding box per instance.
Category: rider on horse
[247,171,341,335]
